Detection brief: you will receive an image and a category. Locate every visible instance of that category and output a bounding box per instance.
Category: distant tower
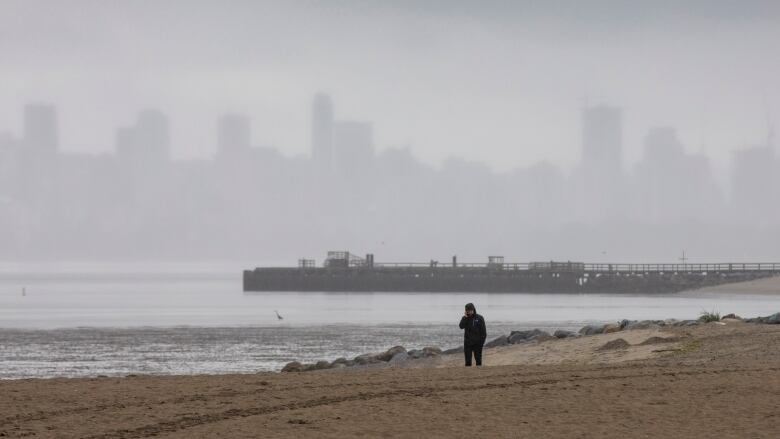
[576,104,623,221]
[217,113,251,157]
[23,104,58,154]
[581,104,622,174]
[311,93,334,172]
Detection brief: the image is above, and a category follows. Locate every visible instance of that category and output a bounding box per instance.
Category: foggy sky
[1,0,779,172]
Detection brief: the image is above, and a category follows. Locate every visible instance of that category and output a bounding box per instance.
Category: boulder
[281,361,303,373]
[377,346,407,362]
[602,324,621,334]
[508,329,551,344]
[579,325,606,336]
[422,346,442,356]
[553,330,577,339]
[331,357,349,366]
[721,313,741,320]
[597,338,631,351]
[331,362,346,369]
[484,335,509,348]
[619,319,635,330]
[389,352,409,365]
[314,360,331,370]
[748,312,780,324]
[407,349,424,359]
[442,346,464,355]
[353,353,381,365]
[624,320,661,331]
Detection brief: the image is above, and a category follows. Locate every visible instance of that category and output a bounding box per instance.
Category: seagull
[274,310,283,320]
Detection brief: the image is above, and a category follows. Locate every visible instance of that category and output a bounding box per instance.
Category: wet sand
[693,274,780,295]
[2,321,779,438]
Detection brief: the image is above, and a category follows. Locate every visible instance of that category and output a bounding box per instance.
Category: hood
[465,302,476,314]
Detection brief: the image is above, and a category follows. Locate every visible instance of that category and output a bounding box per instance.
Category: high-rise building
[311,93,334,172]
[23,104,58,154]
[582,104,622,174]
[575,104,624,221]
[333,120,374,178]
[217,113,251,157]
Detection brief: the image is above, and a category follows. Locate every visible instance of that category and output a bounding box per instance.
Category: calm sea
[1,264,778,378]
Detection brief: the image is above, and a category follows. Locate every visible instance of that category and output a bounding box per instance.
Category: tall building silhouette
[582,104,622,174]
[217,113,251,157]
[311,93,334,173]
[23,104,58,154]
[576,104,624,221]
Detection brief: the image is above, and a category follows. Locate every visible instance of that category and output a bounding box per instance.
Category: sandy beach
[693,274,780,295]
[2,319,779,438]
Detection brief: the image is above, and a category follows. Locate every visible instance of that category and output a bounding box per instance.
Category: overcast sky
[1,0,779,172]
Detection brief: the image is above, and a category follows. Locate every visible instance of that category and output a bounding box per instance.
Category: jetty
[243,251,780,293]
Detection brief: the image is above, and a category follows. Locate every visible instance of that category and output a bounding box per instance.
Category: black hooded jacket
[459,304,487,345]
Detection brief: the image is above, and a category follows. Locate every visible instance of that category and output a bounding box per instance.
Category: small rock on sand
[638,336,684,346]
[598,338,631,351]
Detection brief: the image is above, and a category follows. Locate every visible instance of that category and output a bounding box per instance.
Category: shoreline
[2,318,779,438]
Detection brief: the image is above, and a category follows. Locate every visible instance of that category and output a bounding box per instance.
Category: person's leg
[464,344,473,366]
[474,343,483,366]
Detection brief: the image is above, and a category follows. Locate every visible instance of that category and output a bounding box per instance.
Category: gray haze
[1,0,780,264]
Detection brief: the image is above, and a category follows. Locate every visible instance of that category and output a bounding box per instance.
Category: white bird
[274,310,283,320]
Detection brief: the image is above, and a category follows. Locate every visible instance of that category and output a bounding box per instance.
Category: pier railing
[369,262,780,273]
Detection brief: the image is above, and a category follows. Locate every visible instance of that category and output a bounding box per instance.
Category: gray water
[1,265,779,378]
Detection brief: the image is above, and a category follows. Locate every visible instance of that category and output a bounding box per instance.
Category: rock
[638,336,684,346]
[281,361,303,373]
[389,352,409,365]
[484,335,509,348]
[353,353,381,365]
[376,346,407,362]
[721,313,741,320]
[619,319,635,330]
[508,329,551,344]
[623,320,661,331]
[602,324,621,334]
[422,346,442,356]
[748,312,780,324]
[314,360,331,370]
[407,349,424,359]
[330,362,346,369]
[331,357,349,366]
[597,338,631,351]
[553,330,577,339]
[579,324,606,336]
[442,346,464,355]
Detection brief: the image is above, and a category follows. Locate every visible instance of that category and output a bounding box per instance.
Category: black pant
[464,342,483,366]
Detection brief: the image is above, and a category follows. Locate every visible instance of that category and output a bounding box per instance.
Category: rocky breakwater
[280,311,780,373]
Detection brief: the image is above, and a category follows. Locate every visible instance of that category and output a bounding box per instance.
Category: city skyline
[2,1,779,172]
[1,93,778,263]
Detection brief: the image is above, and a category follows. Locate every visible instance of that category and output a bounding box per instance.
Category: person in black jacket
[459,302,486,366]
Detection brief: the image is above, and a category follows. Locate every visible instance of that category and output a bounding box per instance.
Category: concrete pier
[243,253,780,293]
